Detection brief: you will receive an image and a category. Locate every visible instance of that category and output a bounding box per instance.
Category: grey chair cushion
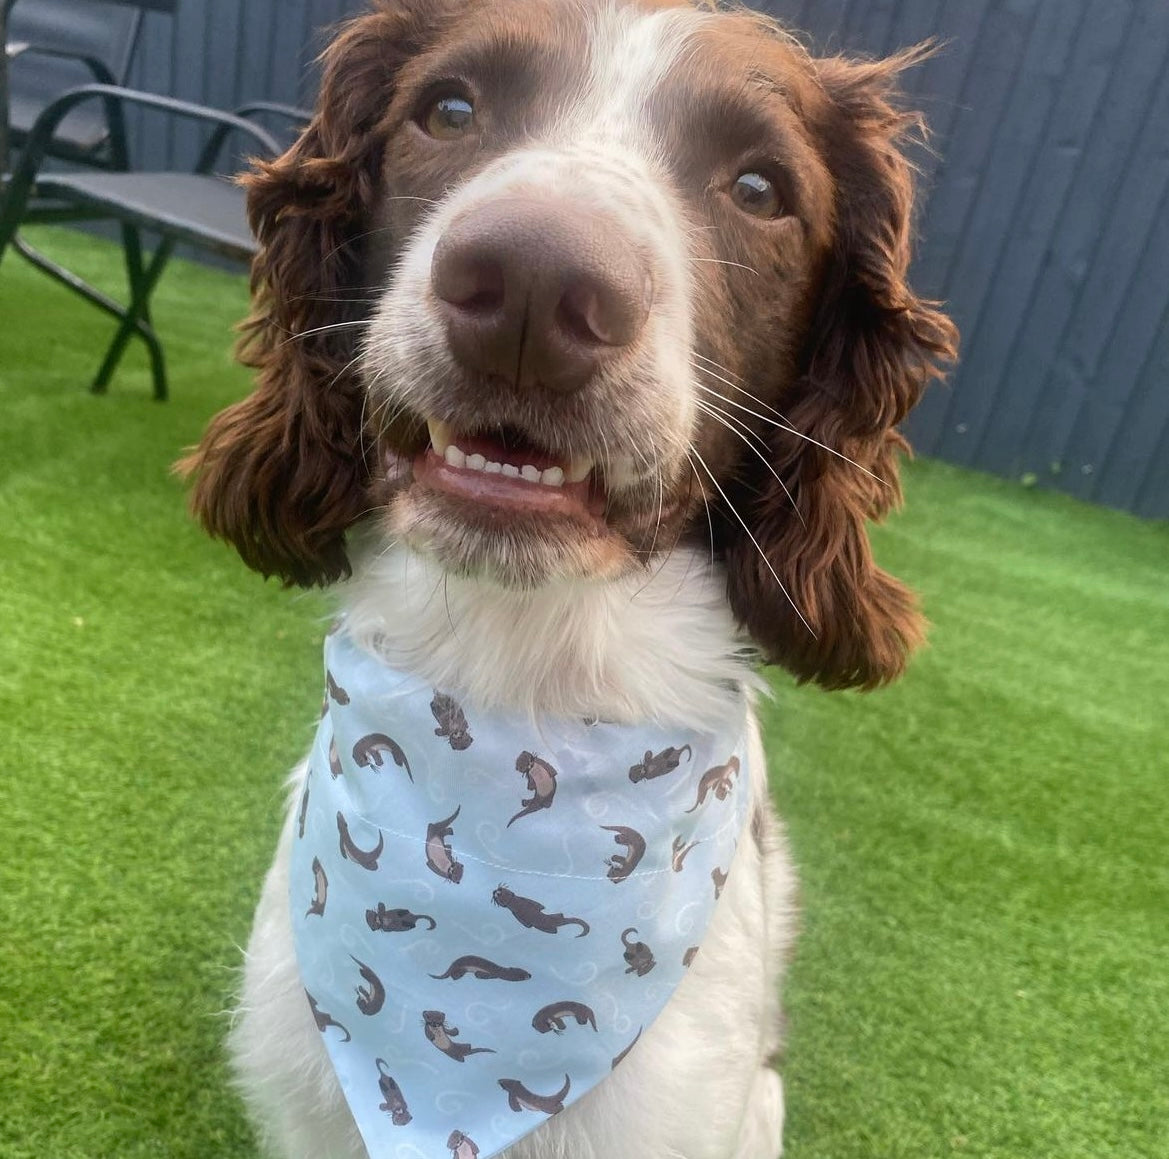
[36,171,257,259]
[6,1,143,157]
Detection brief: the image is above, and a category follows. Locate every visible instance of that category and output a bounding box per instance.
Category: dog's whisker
[690,359,787,422]
[279,319,369,348]
[688,256,760,276]
[693,380,886,485]
[688,444,815,638]
[682,451,718,574]
[319,214,435,266]
[691,364,891,486]
[691,351,741,379]
[694,400,805,527]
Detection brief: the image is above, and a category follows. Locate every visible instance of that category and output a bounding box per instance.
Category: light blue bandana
[291,625,751,1159]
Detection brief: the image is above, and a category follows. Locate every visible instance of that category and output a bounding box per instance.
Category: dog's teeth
[425,428,582,487]
[565,457,593,484]
[427,419,454,456]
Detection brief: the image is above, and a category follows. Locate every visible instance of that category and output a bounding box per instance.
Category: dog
[179,1,957,1156]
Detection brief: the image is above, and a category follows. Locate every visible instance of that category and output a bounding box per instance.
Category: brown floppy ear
[723,47,958,689]
[177,4,435,586]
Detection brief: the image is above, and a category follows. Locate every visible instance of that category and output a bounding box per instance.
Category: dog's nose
[431,197,652,394]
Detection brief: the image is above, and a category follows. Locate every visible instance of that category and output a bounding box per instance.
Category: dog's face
[181,0,957,690]
[362,0,835,589]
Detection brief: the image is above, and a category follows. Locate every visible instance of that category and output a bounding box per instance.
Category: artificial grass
[1,226,1167,1159]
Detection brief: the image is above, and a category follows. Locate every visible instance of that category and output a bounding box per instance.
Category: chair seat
[36,171,256,259]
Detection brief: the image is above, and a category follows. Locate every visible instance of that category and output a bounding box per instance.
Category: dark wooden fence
[115,0,1168,519]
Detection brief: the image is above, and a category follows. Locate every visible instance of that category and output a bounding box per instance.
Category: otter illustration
[491,886,590,937]
[621,927,656,976]
[422,1009,496,1062]
[425,807,464,883]
[430,955,532,982]
[352,956,386,1015]
[531,1000,598,1034]
[326,669,349,705]
[712,866,729,899]
[628,743,692,783]
[498,1074,571,1116]
[611,1026,642,1069]
[296,779,310,839]
[306,856,328,917]
[601,824,646,884]
[376,1059,411,1125]
[447,1131,480,1159]
[328,736,344,778]
[431,691,473,750]
[671,835,700,872]
[683,945,699,967]
[507,751,558,827]
[306,990,350,1043]
[338,811,385,871]
[685,755,741,813]
[365,903,436,933]
[352,732,413,781]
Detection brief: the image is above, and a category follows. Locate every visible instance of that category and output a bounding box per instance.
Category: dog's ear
[723,47,958,689]
[177,3,437,586]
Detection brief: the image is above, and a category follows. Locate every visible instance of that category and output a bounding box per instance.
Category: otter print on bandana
[291,625,750,1159]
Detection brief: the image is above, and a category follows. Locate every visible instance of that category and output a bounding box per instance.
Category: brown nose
[431,197,652,394]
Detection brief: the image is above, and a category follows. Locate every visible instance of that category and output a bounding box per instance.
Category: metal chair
[5,0,171,163]
[0,0,306,399]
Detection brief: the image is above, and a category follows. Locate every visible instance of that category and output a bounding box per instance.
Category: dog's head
[180,0,957,690]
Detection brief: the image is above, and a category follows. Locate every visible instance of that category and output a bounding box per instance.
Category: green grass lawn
[2,227,1167,1159]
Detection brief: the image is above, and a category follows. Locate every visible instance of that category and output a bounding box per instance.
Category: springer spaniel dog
[180,2,956,1156]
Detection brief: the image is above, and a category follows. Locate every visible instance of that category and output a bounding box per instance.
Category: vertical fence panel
[99,0,1167,519]
[124,8,172,169]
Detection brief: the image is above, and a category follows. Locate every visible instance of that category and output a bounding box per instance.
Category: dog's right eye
[730,171,783,220]
[421,93,475,140]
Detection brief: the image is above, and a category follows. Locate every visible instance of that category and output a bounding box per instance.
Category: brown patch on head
[644,18,958,689]
[365,0,594,278]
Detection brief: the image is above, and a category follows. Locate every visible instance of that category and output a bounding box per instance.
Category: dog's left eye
[730,171,783,219]
[422,93,475,139]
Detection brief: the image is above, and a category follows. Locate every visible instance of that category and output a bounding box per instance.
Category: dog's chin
[387,468,635,589]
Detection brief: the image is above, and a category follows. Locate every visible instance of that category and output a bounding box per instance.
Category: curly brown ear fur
[177,2,440,586]
[723,46,958,689]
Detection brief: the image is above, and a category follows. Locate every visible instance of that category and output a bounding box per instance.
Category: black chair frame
[0,83,289,399]
[2,1,305,400]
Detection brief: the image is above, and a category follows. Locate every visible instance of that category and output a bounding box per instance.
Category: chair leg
[0,181,26,270]
[92,231,175,401]
[8,231,171,397]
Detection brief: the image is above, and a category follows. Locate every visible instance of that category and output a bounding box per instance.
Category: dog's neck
[339,543,761,730]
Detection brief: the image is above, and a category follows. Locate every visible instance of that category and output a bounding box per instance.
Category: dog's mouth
[378,410,690,587]
[411,419,608,525]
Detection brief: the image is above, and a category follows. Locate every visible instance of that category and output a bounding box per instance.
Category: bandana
[291,625,750,1159]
